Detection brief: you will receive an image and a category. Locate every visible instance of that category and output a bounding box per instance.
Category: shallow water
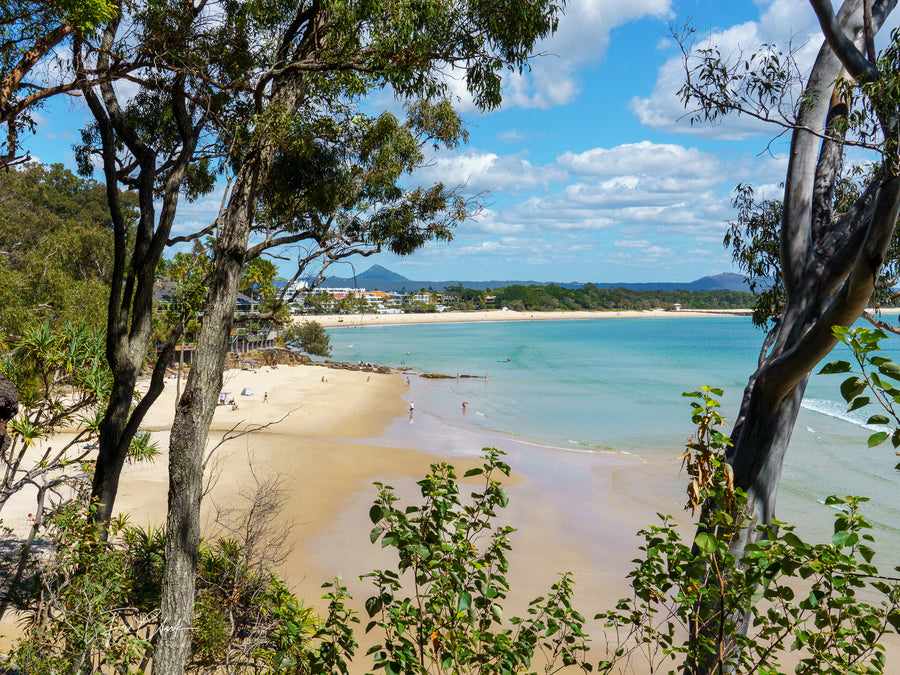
[327,316,900,563]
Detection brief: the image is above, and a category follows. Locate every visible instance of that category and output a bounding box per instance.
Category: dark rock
[420,373,480,379]
[0,375,17,422]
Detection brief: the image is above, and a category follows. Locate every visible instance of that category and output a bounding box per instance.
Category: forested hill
[493,283,755,312]
[319,265,754,293]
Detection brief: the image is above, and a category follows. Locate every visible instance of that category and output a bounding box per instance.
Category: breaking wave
[801,398,886,431]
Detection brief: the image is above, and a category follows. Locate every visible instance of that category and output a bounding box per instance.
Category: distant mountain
[317,265,755,293]
[319,265,574,292]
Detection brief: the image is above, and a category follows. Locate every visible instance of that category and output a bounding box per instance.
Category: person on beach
[263,392,268,402]
[231,402,239,411]
[406,377,410,385]
[409,401,415,414]
[462,401,467,412]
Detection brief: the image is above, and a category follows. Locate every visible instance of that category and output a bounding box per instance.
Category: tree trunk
[686,3,900,672]
[92,362,139,521]
[153,145,272,673]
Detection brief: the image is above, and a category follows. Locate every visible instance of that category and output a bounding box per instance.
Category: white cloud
[435,0,673,112]
[497,129,530,143]
[414,149,566,194]
[614,239,651,248]
[501,0,674,109]
[558,141,721,179]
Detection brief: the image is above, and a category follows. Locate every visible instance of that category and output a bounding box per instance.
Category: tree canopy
[0,163,137,337]
[55,2,565,671]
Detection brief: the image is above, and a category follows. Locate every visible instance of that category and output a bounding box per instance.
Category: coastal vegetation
[3,0,900,673]
[283,320,332,358]
[0,163,136,337]
[492,284,755,313]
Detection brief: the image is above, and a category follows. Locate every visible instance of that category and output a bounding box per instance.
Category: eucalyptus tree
[151,2,562,670]
[75,5,475,532]
[680,0,900,667]
[76,6,219,531]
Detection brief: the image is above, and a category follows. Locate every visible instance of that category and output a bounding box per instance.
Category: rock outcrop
[0,374,19,456]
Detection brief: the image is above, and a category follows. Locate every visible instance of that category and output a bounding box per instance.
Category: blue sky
[24,0,890,284]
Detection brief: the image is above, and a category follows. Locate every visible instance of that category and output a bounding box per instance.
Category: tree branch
[0,23,73,115]
[810,0,879,81]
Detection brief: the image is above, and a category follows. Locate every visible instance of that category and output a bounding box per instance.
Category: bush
[283,320,332,357]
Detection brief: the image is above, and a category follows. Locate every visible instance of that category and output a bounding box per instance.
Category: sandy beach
[118,362,665,614]
[0,355,685,667]
[309,307,752,328]
[10,314,897,668]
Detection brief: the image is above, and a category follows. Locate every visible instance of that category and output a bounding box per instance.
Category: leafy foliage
[598,388,900,674]
[821,325,900,457]
[362,448,591,674]
[283,319,332,357]
[0,163,138,336]
[7,500,154,674]
[723,184,785,328]
[5,482,326,673]
[0,322,111,514]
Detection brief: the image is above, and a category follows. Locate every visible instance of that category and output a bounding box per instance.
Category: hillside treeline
[492,283,755,311]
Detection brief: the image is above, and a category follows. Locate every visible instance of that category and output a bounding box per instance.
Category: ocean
[326,316,900,562]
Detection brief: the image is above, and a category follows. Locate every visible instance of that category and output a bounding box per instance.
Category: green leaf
[868,431,889,448]
[867,414,891,425]
[879,361,900,381]
[848,396,870,412]
[819,360,851,374]
[491,604,502,623]
[369,505,384,524]
[807,589,822,608]
[497,487,509,508]
[840,377,866,403]
[457,591,472,612]
[370,526,383,544]
[694,532,717,554]
[365,596,383,617]
[832,530,851,546]
[463,467,483,477]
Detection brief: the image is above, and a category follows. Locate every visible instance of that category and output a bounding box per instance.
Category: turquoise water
[327,316,900,559]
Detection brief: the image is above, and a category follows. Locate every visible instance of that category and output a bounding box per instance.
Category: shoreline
[307,307,752,328]
[6,348,897,668]
[119,364,661,617]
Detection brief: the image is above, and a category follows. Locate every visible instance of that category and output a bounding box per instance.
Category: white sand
[308,308,752,328]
